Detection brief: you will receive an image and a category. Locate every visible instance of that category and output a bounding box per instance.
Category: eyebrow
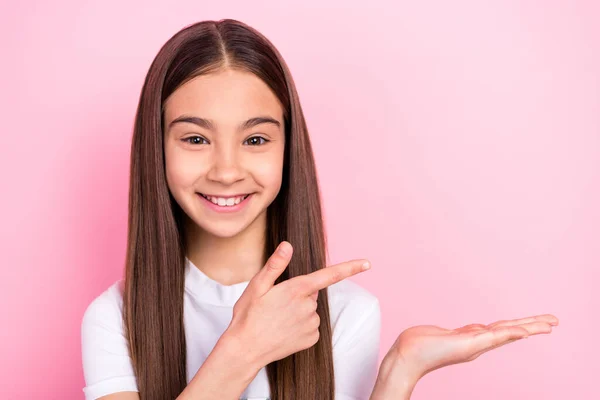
[168,115,281,131]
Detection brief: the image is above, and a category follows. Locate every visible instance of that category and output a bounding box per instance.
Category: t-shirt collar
[184,257,251,307]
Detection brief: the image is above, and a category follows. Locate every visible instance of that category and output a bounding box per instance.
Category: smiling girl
[81,19,558,400]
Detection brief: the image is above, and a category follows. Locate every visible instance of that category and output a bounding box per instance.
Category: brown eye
[244,136,269,146]
[182,136,208,145]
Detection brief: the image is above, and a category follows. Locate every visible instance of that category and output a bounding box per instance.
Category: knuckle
[232,297,248,315]
[311,313,321,328]
[306,298,318,314]
[311,330,320,345]
[265,258,280,272]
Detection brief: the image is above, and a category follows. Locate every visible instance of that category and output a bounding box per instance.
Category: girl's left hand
[385,314,559,382]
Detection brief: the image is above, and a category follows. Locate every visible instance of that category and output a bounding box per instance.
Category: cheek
[165,147,203,191]
[252,151,284,193]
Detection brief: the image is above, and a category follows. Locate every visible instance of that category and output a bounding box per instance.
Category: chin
[193,211,265,239]
[197,223,248,239]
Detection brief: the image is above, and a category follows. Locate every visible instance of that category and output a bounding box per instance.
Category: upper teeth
[201,194,248,206]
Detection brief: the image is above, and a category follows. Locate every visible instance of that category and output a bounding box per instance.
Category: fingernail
[278,242,290,256]
[362,261,371,271]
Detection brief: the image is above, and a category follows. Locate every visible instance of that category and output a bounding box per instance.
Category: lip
[197,193,253,213]
[198,193,249,198]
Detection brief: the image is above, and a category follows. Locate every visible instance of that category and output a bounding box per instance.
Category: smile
[198,193,251,207]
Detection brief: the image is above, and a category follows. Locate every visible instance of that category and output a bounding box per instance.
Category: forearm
[177,333,262,400]
[369,356,419,400]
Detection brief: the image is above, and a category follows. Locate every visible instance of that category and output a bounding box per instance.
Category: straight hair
[122,19,335,399]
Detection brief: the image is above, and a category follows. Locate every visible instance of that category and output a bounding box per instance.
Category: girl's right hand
[223,241,371,369]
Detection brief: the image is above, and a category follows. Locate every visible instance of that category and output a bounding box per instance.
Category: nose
[205,146,245,185]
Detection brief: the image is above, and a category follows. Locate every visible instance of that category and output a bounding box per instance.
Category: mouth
[197,193,252,208]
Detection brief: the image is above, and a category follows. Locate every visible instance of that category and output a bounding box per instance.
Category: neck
[184,213,267,286]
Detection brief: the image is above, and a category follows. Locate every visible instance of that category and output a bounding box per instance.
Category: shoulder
[327,277,380,320]
[327,278,380,345]
[327,279,381,398]
[81,280,139,398]
[81,279,125,331]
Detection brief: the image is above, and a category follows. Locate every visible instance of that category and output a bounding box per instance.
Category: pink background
[1,0,598,398]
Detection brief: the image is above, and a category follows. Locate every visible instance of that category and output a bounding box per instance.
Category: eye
[181,136,209,145]
[244,136,269,146]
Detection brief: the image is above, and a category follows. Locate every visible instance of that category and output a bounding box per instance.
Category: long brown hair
[122,19,334,399]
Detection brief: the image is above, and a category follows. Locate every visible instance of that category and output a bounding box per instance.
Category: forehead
[163,68,284,127]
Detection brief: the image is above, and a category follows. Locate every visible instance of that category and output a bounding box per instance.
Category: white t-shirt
[81,257,381,400]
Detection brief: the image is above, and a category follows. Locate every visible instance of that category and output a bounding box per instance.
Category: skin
[370,314,559,399]
[98,68,559,400]
[162,67,286,285]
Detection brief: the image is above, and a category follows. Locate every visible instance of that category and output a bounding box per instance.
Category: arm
[95,334,413,400]
[97,336,262,400]
[97,336,260,400]
[82,284,262,400]
[369,356,418,400]
[176,333,262,400]
[98,393,139,400]
[90,330,261,400]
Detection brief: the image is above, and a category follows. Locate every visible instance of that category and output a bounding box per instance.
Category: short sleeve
[332,295,381,400]
[81,282,139,399]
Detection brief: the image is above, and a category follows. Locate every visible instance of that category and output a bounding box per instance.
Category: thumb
[246,241,293,298]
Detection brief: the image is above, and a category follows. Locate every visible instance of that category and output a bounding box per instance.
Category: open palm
[389,314,559,380]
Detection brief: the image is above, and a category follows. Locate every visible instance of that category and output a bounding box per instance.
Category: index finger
[297,259,371,295]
